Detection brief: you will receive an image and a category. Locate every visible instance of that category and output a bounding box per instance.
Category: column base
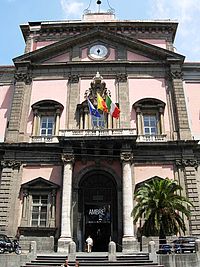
[57,237,72,253]
[122,236,138,254]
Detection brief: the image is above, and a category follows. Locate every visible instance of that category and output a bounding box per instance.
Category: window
[31,195,48,227]
[143,114,158,135]
[31,100,63,136]
[40,116,55,136]
[20,177,59,229]
[133,98,165,136]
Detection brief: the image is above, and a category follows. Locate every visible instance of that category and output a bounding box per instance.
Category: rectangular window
[143,115,157,135]
[31,195,48,227]
[40,116,55,136]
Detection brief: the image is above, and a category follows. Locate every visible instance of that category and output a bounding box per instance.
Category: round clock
[89,44,108,60]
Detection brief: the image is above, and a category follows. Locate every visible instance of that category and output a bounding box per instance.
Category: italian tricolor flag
[106,95,120,119]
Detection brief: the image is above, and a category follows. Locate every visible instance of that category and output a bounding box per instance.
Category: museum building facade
[0,9,200,253]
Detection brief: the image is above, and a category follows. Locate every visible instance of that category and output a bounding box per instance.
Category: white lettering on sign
[88,208,105,216]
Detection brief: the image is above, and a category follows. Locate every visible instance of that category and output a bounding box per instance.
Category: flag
[106,95,120,119]
[97,93,108,113]
[87,98,101,118]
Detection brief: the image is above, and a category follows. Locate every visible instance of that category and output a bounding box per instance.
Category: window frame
[133,98,165,136]
[31,100,63,137]
[20,177,59,229]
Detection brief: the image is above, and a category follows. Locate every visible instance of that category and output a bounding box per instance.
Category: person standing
[86,236,93,253]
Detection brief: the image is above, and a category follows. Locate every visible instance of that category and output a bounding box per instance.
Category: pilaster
[6,68,32,142]
[176,159,200,236]
[67,74,80,129]
[169,65,192,140]
[116,73,130,128]
[0,159,21,236]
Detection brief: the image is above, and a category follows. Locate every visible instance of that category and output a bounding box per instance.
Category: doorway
[85,204,111,251]
[78,171,118,252]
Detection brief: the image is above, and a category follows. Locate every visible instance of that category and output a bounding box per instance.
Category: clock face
[89,45,108,60]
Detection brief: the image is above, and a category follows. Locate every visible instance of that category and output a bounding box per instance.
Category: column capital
[1,160,21,169]
[14,71,32,85]
[176,159,198,170]
[61,153,75,164]
[116,73,127,83]
[120,152,133,163]
[68,74,79,83]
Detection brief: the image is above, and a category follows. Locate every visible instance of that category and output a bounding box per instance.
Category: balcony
[136,134,167,142]
[30,136,59,143]
[30,130,167,143]
[59,128,137,137]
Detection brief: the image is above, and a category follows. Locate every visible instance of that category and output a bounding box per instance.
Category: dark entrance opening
[85,204,111,251]
[79,171,118,252]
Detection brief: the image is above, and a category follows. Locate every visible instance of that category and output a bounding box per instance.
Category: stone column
[58,153,75,253]
[159,109,165,135]
[32,109,38,136]
[55,109,61,136]
[120,151,137,253]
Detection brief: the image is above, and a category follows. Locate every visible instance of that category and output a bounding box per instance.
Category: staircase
[21,253,164,267]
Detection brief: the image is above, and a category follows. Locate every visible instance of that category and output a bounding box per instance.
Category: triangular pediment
[13,29,185,65]
[21,177,59,189]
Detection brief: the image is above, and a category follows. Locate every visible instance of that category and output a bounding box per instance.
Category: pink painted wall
[184,82,200,139]
[74,160,121,179]
[33,41,56,51]
[27,80,68,135]
[22,166,62,185]
[81,47,115,61]
[80,79,117,103]
[134,164,174,185]
[21,166,62,227]
[139,39,167,49]
[0,85,14,142]
[129,78,170,135]
[42,52,70,63]
[127,51,152,61]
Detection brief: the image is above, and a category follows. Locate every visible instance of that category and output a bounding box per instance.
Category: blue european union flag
[87,98,101,118]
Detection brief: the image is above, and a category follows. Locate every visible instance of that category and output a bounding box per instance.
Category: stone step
[21,254,164,267]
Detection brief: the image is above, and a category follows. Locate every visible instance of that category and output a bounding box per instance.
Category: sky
[1,0,200,65]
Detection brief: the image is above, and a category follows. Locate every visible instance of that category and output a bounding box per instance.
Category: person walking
[86,236,93,253]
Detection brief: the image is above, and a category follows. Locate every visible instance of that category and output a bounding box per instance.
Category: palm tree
[132,178,192,246]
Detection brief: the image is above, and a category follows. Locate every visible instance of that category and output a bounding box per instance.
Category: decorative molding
[171,70,183,80]
[120,152,133,163]
[14,71,32,84]
[68,74,79,83]
[61,153,75,164]
[176,159,198,169]
[116,73,127,83]
[84,72,111,101]
[1,160,21,169]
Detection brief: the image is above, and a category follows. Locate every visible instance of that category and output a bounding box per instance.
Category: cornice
[20,20,178,42]
[14,28,183,64]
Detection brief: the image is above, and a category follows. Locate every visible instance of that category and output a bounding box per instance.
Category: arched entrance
[78,170,118,252]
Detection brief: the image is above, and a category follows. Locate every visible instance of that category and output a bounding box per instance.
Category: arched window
[133,98,165,136]
[31,100,64,136]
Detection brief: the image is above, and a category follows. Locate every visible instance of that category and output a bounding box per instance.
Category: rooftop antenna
[97,0,101,13]
[83,0,115,15]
